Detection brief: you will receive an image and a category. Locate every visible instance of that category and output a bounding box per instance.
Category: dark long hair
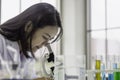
[0,3,63,58]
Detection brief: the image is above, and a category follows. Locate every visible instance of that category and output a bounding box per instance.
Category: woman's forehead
[35,26,58,37]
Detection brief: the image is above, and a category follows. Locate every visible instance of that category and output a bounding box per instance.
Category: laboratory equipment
[100,56,106,80]
[113,55,120,80]
[42,44,55,78]
[87,71,95,80]
[3,45,120,80]
[95,55,101,80]
[54,55,64,80]
[107,55,114,80]
[33,44,55,79]
[54,54,86,80]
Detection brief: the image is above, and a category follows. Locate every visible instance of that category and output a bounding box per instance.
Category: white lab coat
[0,34,37,79]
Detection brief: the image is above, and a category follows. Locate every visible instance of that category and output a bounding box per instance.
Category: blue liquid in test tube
[108,73,114,80]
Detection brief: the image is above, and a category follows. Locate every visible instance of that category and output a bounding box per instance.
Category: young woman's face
[31,26,58,53]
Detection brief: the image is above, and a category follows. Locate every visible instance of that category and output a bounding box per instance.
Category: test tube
[107,55,114,80]
[108,74,114,80]
[113,55,120,80]
[87,71,95,80]
[95,55,101,80]
[117,55,120,80]
[101,64,106,80]
[101,56,106,80]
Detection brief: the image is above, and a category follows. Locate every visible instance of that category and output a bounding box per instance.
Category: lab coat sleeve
[22,59,38,79]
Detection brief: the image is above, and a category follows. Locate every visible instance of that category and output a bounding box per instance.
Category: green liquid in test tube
[113,63,120,80]
[114,72,120,80]
[113,56,120,80]
[95,59,101,80]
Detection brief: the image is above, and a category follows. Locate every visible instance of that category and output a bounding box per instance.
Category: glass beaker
[54,54,86,80]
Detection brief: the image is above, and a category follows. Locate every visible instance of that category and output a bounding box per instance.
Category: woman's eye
[36,46,40,49]
[42,35,48,40]
[42,34,53,44]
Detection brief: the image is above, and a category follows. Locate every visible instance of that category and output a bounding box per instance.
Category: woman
[0,3,63,80]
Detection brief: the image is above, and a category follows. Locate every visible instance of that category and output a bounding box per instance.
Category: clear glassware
[54,54,86,80]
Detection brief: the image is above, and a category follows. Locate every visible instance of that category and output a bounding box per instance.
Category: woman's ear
[25,21,33,34]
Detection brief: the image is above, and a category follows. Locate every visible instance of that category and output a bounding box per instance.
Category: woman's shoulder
[0,34,6,44]
[0,33,5,39]
[0,33,19,51]
[0,34,10,46]
[0,33,20,61]
[0,34,7,55]
[0,34,17,44]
